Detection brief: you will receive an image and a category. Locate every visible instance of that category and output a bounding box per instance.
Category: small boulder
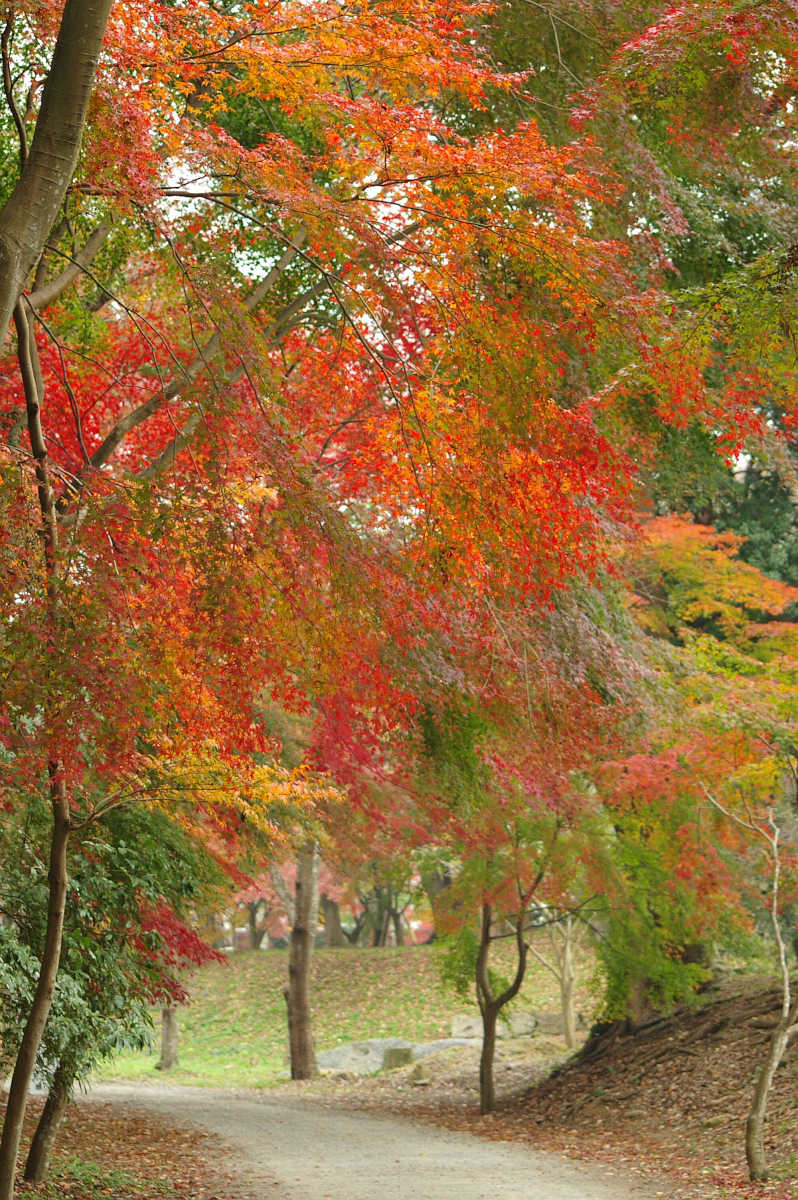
[534,1012,564,1036]
[450,1015,482,1039]
[504,1011,537,1038]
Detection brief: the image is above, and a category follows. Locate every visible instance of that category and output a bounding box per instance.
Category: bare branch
[1,14,27,170]
[28,222,111,310]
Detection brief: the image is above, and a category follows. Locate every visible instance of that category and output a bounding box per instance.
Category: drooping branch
[56,234,306,505]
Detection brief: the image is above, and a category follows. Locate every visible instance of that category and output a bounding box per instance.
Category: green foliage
[438,925,512,1009]
[0,802,225,1091]
[437,925,479,1002]
[418,701,489,819]
[591,913,709,1023]
[712,464,798,588]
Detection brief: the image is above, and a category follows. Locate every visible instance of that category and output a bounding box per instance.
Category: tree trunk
[560,921,576,1050]
[321,895,345,947]
[285,842,319,1079]
[248,900,266,949]
[746,1021,792,1180]
[479,1003,499,1115]
[343,911,366,945]
[370,888,390,946]
[0,303,70,1200]
[420,866,451,937]
[0,784,70,1200]
[391,909,405,946]
[23,1060,72,1183]
[156,1007,179,1071]
[475,903,529,1117]
[0,0,114,342]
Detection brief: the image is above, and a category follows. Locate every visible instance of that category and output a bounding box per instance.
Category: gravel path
[89,1082,664,1200]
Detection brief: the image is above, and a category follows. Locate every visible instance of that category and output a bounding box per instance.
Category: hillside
[100,946,798,1198]
[101,940,592,1087]
[304,975,797,1200]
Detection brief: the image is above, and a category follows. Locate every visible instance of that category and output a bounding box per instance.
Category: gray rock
[503,1011,537,1038]
[534,1012,564,1036]
[316,1036,478,1076]
[450,1015,482,1039]
[317,1038,412,1075]
[412,1038,476,1059]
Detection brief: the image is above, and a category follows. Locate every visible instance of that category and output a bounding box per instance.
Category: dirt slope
[324,978,797,1200]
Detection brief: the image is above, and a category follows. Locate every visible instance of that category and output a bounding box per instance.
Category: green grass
[18,1156,175,1199]
[99,939,592,1089]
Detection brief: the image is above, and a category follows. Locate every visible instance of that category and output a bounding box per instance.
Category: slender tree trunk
[560,921,576,1050]
[479,1003,499,1115]
[0,305,70,1200]
[371,889,390,946]
[248,901,266,949]
[746,1022,792,1181]
[391,909,405,946]
[23,1060,73,1183]
[343,912,366,945]
[475,903,529,1117]
[321,895,345,948]
[0,0,114,342]
[0,785,69,1200]
[285,842,319,1079]
[156,1007,179,1071]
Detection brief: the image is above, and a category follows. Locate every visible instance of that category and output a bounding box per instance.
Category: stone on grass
[504,1012,537,1038]
[411,1062,432,1086]
[450,1015,482,1039]
[316,1036,478,1076]
[533,1012,564,1036]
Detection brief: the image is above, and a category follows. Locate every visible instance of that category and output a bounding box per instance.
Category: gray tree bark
[156,1007,179,1071]
[321,895,345,948]
[0,0,113,342]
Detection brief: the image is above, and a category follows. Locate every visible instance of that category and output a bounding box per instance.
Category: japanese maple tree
[613,515,798,1179]
[1,3,796,1194]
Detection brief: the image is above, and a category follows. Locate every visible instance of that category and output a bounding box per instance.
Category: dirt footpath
[89,1082,665,1200]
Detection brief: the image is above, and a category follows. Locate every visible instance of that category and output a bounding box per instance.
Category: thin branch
[29,304,90,465]
[14,301,59,569]
[59,234,306,503]
[527,943,559,980]
[1,14,27,169]
[28,222,111,310]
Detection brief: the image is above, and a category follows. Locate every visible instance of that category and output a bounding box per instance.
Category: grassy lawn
[99,939,590,1088]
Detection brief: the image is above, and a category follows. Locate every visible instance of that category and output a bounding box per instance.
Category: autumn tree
[400,573,649,1114]
[2,4,795,1194]
[611,515,798,1178]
